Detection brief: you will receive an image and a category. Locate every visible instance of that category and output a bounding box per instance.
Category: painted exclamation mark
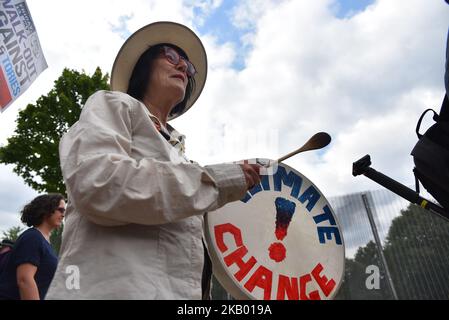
[268,197,296,263]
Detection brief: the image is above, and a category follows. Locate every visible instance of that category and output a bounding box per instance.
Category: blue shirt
[0,228,58,300]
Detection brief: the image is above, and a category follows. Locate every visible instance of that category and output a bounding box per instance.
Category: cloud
[0,164,38,233]
[177,0,448,199]
[0,0,193,143]
[230,0,281,30]
[0,0,201,231]
[0,0,448,234]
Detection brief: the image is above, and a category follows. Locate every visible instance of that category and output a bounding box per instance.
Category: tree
[1,224,63,255]
[211,275,232,300]
[1,226,24,242]
[0,68,110,194]
[50,224,64,256]
[383,204,449,299]
[334,242,392,300]
[337,203,449,300]
[1,68,109,255]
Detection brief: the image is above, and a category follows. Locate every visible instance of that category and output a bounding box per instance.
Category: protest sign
[0,0,47,112]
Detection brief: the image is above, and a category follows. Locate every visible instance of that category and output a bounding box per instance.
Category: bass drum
[205,159,345,300]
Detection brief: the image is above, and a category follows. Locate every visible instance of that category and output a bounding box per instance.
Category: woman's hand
[238,160,263,190]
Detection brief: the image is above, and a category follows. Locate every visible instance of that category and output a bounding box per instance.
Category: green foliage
[1,225,63,255]
[50,224,64,256]
[383,204,449,299]
[211,275,231,300]
[335,242,392,300]
[1,225,24,242]
[336,203,449,300]
[0,68,110,194]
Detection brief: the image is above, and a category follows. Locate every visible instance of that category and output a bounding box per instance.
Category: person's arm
[16,263,39,300]
[60,91,250,227]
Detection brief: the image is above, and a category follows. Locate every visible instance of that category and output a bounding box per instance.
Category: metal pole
[361,193,399,300]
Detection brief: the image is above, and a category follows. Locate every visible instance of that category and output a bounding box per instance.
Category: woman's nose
[176,58,188,74]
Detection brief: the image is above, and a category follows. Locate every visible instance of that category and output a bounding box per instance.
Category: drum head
[205,159,345,300]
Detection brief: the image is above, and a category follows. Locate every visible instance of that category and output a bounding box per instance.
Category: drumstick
[264,132,331,167]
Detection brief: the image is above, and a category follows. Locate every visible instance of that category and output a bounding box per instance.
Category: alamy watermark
[365,265,380,290]
[65,265,80,290]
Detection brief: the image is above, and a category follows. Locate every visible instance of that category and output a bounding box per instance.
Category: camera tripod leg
[353,155,449,220]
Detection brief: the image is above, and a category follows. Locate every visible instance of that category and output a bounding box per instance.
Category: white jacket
[46,90,247,299]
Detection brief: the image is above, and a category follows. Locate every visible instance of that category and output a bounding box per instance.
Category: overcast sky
[0,0,448,234]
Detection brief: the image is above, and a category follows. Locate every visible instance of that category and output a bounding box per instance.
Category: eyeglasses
[56,207,66,214]
[162,46,197,78]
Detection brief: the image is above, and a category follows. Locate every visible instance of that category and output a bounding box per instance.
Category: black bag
[411,95,449,212]
[0,250,12,275]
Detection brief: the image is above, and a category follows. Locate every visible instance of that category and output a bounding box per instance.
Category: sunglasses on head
[161,46,197,78]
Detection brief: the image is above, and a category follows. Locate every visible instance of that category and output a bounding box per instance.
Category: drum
[205,159,345,300]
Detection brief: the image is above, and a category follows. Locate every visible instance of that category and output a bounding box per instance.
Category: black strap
[416,108,439,139]
[158,129,171,141]
[201,239,212,300]
[413,168,420,194]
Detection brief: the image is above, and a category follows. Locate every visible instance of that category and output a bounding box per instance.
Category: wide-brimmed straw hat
[110,21,207,121]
